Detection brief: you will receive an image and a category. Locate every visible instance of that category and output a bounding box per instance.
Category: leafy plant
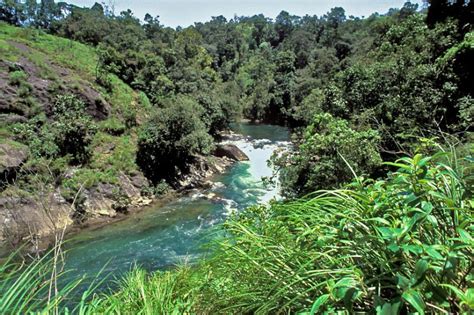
[0,246,105,314]
[14,95,97,164]
[8,70,28,86]
[84,147,472,314]
[273,113,382,197]
[136,97,214,184]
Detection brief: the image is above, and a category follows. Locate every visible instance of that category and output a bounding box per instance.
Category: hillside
[0,23,152,245]
[0,23,230,248]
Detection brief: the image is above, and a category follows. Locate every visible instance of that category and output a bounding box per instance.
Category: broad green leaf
[402,244,423,255]
[334,277,356,288]
[421,202,433,214]
[376,227,394,240]
[388,243,400,253]
[396,274,410,290]
[417,156,431,167]
[413,259,429,284]
[463,288,474,309]
[413,154,422,166]
[384,162,411,171]
[425,246,444,260]
[402,289,425,314]
[376,301,402,315]
[457,228,473,244]
[310,294,330,315]
[426,215,438,227]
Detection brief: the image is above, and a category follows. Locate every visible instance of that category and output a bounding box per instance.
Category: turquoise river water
[61,123,290,293]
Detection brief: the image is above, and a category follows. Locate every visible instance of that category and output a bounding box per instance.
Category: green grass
[90,132,138,175]
[0,23,149,201]
[59,133,138,200]
[60,168,119,201]
[0,23,21,61]
[4,146,470,314]
[87,145,472,314]
[0,23,147,125]
[0,245,103,314]
[0,22,472,315]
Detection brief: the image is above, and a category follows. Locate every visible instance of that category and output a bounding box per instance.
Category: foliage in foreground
[91,146,473,314]
[0,146,472,314]
[0,245,103,314]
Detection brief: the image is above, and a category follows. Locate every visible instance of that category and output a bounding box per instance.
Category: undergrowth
[2,144,470,314]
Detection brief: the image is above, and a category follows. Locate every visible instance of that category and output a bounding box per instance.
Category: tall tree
[0,0,24,25]
[36,0,59,29]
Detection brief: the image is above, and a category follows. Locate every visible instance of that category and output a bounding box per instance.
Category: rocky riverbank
[0,138,249,253]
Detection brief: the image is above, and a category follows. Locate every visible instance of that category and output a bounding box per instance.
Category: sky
[66,0,425,28]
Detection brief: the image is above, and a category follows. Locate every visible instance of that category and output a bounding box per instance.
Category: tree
[59,5,110,45]
[136,97,214,184]
[273,113,382,197]
[36,0,59,29]
[143,13,162,40]
[0,0,25,25]
[24,0,37,25]
[237,47,275,121]
[49,95,97,164]
[426,0,474,29]
[269,50,296,123]
[17,95,97,165]
[325,7,346,29]
[274,10,298,44]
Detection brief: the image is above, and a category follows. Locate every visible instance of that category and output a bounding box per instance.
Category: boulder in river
[214,144,249,161]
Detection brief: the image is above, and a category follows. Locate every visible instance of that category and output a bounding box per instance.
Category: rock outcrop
[0,143,28,185]
[0,170,154,248]
[214,144,249,161]
[0,192,73,247]
[81,172,153,218]
[1,52,110,121]
[175,155,234,189]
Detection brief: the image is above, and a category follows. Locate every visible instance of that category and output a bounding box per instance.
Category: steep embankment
[0,24,232,248]
[0,23,153,246]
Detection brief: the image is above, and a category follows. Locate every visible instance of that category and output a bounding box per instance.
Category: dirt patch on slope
[1,41,110,120]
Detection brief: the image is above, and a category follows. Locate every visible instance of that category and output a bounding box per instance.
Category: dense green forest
[0,0,472,191]
[0,0,473,313]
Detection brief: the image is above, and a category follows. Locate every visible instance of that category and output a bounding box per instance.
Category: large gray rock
[0,143,28,184]
[0,193,73,248]
[0,114,28,124]
[214,144,249,161]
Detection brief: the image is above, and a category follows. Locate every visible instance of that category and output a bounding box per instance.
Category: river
[61,123,290,293]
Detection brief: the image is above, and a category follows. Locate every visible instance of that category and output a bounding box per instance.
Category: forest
[0,0,473,313]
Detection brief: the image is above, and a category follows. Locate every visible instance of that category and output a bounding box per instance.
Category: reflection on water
[61,123,290,292]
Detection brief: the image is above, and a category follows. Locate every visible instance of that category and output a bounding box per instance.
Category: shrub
[49,95,97,164]
[8,70,28,86]
[13,95,97,164]
[273,113,382,197]
[9,70,33,99]
[136,97,214,184]
[98,118,126,136]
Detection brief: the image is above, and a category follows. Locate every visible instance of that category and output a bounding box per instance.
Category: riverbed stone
[214,144,249,161]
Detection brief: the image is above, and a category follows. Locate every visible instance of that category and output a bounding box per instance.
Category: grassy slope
[0,23,152,196]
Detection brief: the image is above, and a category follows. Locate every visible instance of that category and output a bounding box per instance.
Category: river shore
[0,131,250,256]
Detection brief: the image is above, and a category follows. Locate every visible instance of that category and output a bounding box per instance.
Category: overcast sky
[66,0,425,28]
